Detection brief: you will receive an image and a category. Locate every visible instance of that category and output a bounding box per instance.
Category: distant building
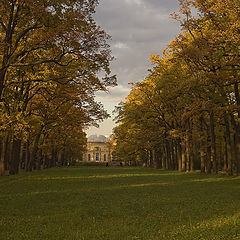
[83,135,112,162]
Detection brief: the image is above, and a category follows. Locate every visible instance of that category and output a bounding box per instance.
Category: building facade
[83,135,112,162]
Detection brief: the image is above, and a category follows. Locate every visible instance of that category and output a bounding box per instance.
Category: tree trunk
[26,130,42,171]
[148,150,153,167]
[181,142,186,171]
[217,142,222,171]
[190,147,194,172]
[0,137,6,176]
[155,150,162,169]
[24,140,31,171]
[200,147,205,173]
[9,139,21,175]
[206,131,212,174]
[233,82,240,175]
[174,140,178,170]
[170,140,175,170]
[162,151,166,170]
[4,135,10,174]
[29,131,42,171]
[60,151,65,166]
[152,149,160,169]
[206,145,212,173]
[152,149,156,168]
[199,116,205,173]
[165,140,171,170]
[226,114,234,175]
[177,139,182,171]
[210,111,217,174]
[223,136,228,172]
[233,132,238,175]
[21,142,27,170]
[185,135,190,172]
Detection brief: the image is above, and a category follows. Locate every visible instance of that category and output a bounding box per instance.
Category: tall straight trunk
[42,154,46,169]
[181,142,186,171]
[205,131,212,174]
[9,139,21,175]
[185,118,192,172]
[38,149,43,169]
[200,147,205,173]
[152,149,156,168]
[142,151,148,167]
[26,130,42,171]
[206,145,212,174]
[199,116,205,173]
[21,142,27,170]
[218,142,222,171]
[152,149,158,169]
[165,140,171,170]
[235,129,240,176]
[233,132,238,174]
[185,135,190,172]
[53,149,58,167]
[223,136,228,172]
[24,140,31,171]
[233,82,240,175]
[189,121,194,172]
[170,140,174,170]
[236,140,240,175]
[157,150,162,169]
[156,150,162,169]
[48,155,55,168]
[0,137,6,176]
[31,132,42,170]
[174,140,178,170]
[210,111,217,174]
[172,141,177,170]
[150,150,153,167]
[4,134,10,173]
[60,151,65,166]
[147,150,150,167]
[177,139,182,171]
[162,149,166,170]
[190,146,194,171]
[226,113,234,175]
[44,156,49,168]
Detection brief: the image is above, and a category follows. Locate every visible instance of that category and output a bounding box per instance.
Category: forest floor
[0,166,240,240]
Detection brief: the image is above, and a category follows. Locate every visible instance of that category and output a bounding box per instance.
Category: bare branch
[0,20,7,32]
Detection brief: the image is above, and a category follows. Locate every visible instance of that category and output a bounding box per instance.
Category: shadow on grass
[1,167,240,240]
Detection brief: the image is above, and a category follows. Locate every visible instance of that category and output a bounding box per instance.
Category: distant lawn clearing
[0,167,240,240]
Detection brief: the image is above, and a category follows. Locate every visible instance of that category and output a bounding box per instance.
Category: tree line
[113,0,240,175]
[0,0,116,176]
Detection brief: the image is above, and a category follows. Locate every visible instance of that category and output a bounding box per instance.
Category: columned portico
[83,135,112,163]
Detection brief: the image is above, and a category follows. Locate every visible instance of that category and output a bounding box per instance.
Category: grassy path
[0,167,240,239]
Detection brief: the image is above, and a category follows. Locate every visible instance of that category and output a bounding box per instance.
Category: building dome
[88,135,108,143]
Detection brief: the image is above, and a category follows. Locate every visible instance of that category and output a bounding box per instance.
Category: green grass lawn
[0,167,240,240]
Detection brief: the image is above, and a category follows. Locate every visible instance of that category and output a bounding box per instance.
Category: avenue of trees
[0,0,116,175]
[114,0,240,175]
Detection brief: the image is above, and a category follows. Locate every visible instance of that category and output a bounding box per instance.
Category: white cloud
[96,85,131,103]
[113,42,129,49]
[124,0,143,6]
[88,0,181,135]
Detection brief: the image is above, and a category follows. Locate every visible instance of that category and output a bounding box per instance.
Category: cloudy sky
[86,0,181,137]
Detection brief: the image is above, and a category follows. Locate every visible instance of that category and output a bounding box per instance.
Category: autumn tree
[0,0,116,175]
[114,0,240,175]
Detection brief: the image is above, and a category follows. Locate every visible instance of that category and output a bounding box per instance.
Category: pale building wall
[83,141,112,162]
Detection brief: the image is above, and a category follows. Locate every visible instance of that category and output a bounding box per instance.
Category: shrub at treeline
[0,0,116,175]
[113,0,240,175]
